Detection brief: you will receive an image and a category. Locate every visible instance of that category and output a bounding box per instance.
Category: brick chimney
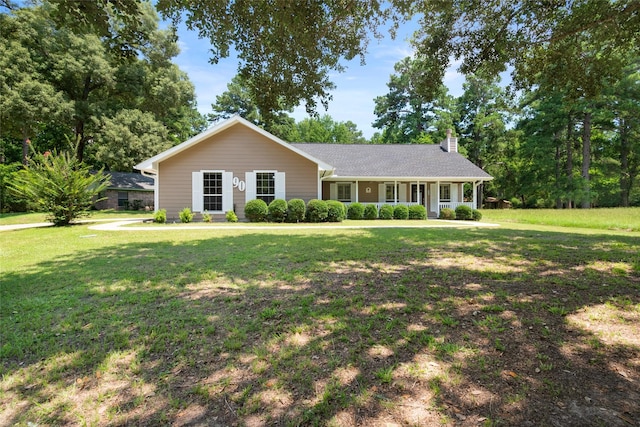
[440,129,458,152]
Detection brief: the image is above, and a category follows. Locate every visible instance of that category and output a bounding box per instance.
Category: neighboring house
[135,116,492,220]
[94,171,155,211]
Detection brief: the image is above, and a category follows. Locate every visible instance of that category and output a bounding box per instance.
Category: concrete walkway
[1,218,499,232]
[88,219,500,231]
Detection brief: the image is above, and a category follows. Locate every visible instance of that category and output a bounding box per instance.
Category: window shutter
[430,183,438,210]
[350,183,356,202]
[275,172,286,200]
[192,171,203,212]
[329,183,337,200]
[399,183,407,202]
[222,171,233,212]
[245,171,256,202]
[378,183,386,203]
[451,184,458,202]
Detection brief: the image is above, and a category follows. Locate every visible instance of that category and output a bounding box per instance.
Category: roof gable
[135,116,332,173]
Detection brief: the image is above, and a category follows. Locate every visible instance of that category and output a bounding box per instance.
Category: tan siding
[158,125,318,220]
[358,182,379,203]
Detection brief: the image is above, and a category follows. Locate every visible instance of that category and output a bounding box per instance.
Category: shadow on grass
[1,227,639,425]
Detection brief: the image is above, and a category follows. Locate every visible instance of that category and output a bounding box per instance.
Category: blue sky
[171,20,467,139]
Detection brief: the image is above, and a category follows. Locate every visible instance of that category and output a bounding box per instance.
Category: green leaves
[9,144,110,226]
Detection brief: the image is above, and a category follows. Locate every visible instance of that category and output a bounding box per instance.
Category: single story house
[94,171,155,211]
[135,115,492,220]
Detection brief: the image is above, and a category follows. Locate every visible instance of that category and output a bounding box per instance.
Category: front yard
[1,211,639,426]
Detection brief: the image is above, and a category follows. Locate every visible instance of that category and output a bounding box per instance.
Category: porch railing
[439,202,475,211]
[343,201,420,210]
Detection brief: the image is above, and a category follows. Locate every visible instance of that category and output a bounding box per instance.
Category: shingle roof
[107,171,154,190]
[291,144,492,180]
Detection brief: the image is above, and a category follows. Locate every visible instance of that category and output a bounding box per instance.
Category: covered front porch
[322,179,482,218]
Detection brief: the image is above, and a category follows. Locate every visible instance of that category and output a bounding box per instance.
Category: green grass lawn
[0,210,151,225]
[1,212,639,426]
[480,207,640,232]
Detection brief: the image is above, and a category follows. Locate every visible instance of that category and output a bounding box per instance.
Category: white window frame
[439,184,451,202]
[337,183,351,202]
[203,171,224,212]
[255,170,276,204]
[192,170,233,213]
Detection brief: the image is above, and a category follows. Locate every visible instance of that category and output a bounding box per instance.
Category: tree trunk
[581,111,591,209]
[566,117,573,208]
[554,132,562,209]
[22,129,29,166]
[619,118,630,207]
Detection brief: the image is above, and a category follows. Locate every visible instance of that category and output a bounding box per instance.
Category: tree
[293,115,366,144]
[90,109,172,171]
[9,143,110,226]
[373,57,456,144]
[209,74,296,140]
[1,2,204,166]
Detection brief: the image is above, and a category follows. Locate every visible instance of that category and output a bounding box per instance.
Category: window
[256,172,275,204]
[386,184,397,202]
[203,172,223,211]
[337,183,351,202]
[118,191,129,209]
[439,184,451,202]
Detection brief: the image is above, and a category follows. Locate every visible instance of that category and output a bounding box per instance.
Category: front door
[411,184,426,206]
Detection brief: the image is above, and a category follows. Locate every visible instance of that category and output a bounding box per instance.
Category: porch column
[473,181,478,209]
[416,181,420,206]
[394,180,398,204]
[436,181,440,216]
[355,180,359,203]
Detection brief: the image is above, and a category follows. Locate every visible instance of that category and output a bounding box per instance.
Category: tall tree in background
[409,0,640,207]
[1,1,204,170]
[291,115,366,144]
[373,57,456,144]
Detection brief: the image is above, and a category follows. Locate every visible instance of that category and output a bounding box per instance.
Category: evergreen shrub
[287,198,306,222]
[154,209,167,223]
[179,207,193,223]
[306,199,328,222]
[439,207,456,220]
[408,204,427,219]
[455,204,473,220]
[378,204,394,219]
[245,199,268,222]
[363,204,378,220]
[347,202,364,220]
[268,199,288,222]
[393,204,409,220]
[326,200,346,222]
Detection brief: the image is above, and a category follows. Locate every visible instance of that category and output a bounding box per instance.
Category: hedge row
[346,202,427,220]
[438,205,483,221]
[245,199,429,223]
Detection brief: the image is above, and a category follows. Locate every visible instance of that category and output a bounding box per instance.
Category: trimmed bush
[347,202,364,220]
[326,200,346,222]
[455,204,473,220]
[472,209,482,221]
[378,204,394,220]
[408,204,427,220]
[226,210,238,222]
[363,204,378,220]
[306,199,328,222]
[268,198,288,222]
[244,199,268,222]
[439,207,456,220]
[153,209,167,223]
[287,198,306,223]
[179,207,193,223]
[393,204,409,220]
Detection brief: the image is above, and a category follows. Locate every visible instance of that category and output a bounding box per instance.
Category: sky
[170,19,468,140]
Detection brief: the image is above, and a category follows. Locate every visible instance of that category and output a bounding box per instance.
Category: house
[134,116,492,220]
[94,171,155,211]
